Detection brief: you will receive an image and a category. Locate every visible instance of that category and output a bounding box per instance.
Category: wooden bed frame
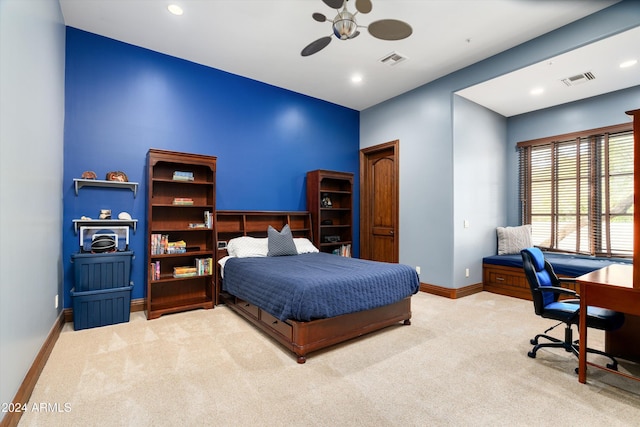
[215,210,413,363]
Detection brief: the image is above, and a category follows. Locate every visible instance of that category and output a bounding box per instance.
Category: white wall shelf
[73,178,139,197]
[72,219,138,234]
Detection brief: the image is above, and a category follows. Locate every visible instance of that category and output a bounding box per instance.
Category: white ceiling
[457,25,640,117]
[59,0,637,115]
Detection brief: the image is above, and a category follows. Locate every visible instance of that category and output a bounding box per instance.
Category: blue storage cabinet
[71,251,134,330]
[71,251,133,291]
[71,285,133,330]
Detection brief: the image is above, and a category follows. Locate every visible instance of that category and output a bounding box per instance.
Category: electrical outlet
[465,268,470,278]
[416,266,421,275]
[55,294,59,309]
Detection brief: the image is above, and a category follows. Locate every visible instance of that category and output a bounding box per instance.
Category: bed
[216,210,420,363]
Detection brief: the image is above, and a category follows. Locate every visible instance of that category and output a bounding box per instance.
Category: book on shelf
[188,211,212,229]
[342,244,351,257]
[172,197,194,205]
[196,257,213,275]
[166,240,187,254]
[151,236,188,254]
[172,171,194,181]
[333,244,351,257]
[150,261,161,281]
[151,234,169,255]
[173,266,197,278]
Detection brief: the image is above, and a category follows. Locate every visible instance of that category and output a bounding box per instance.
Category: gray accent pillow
[497,225,532,255]
[267,224,298,256]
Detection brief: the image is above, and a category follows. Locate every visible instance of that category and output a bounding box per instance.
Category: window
[518,123,633,257]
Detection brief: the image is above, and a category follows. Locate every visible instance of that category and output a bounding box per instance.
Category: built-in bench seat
[482,252,632,300]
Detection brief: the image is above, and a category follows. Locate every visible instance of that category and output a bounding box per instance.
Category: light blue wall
[506,85,640,226]
[361,0,640,289]
[63,28,360,307]
[361,86,454,286]
[0,0,66,416]
[453,96,507,286]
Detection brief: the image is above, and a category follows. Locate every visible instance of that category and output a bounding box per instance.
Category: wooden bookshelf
[306,170,353,255]
[146,149,216,319]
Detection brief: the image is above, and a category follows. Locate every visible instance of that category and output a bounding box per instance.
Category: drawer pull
[244,303,251,307]
[496,277,505,281]
[273,320,279,325]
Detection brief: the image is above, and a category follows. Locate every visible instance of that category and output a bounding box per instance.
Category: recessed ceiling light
[530,87,544,96]
[167,4,183,16]
[620,59,637,68]
[351,74,363,84]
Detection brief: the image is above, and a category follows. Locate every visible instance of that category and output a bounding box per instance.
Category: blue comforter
[223,252,420,321]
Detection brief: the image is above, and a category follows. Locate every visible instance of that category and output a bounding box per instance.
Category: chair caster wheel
[575,367,579,375]
[606,363,618,371]
[528,351,536,358]
[530,339,537,345]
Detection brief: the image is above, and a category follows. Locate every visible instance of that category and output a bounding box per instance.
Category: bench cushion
[483,252,631,277]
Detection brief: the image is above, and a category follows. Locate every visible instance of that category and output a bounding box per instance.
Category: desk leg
[579,287,588,383]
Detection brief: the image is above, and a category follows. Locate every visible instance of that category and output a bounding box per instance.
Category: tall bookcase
[146,149,216,320]
[306,170,353,255]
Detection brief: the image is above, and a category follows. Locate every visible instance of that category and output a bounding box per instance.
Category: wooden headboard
[215,210,313,263]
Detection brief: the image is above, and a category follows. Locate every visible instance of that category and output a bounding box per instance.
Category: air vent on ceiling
[561,71,595,86]
[379,51,408,66]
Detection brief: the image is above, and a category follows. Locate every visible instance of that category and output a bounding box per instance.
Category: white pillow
[294,238,319,254]
[218,255,231,278]
[497,225,532,255]
[226,236,268,258]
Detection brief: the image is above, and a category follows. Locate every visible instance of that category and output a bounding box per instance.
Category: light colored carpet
[19,291,640,426]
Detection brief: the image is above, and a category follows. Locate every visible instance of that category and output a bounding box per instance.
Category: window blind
[518,124,633,257]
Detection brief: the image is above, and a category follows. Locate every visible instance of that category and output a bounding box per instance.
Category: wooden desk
[577,264,639,383]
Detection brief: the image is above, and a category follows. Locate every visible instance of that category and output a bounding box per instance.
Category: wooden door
[360,140,399,262]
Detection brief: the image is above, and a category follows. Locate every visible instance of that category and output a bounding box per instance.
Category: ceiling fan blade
[301,36,332,57]
[368,19,413,41]
[313,13,327,23]
[355,0,372,14]
[322,0,344,9]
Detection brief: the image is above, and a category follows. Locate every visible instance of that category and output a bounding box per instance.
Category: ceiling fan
[301,0,412,57]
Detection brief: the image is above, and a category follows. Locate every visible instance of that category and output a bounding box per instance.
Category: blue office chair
[520,247,624,371]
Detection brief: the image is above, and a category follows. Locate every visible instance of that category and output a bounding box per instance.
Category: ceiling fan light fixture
[333,10,357,40]
[301,0,412,57]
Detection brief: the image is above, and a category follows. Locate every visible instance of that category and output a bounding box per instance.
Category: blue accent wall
[63,28,360,307]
